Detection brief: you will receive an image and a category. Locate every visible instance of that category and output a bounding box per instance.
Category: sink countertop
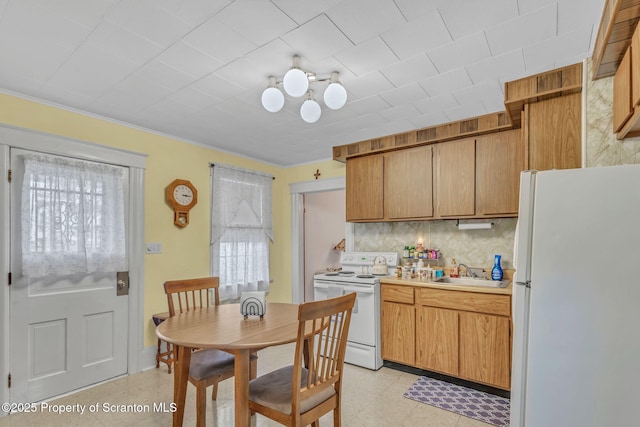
[381,277,513,295]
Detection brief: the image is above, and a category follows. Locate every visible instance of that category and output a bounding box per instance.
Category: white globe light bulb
[261,87,284,112]
[324,82,347,110]
[283,68,309,97]
[300,99,321,123]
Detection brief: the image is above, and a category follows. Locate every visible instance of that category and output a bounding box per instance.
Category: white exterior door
[9,148,129,403]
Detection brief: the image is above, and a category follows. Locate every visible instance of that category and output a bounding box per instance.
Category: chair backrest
[164,277,221,316]
[292,292,356,412]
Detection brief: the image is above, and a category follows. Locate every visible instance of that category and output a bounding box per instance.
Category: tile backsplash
[354,218,518,270]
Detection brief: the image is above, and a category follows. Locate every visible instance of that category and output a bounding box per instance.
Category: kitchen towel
[404,376,509,427]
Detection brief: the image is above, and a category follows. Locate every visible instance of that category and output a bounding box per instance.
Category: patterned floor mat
[403,376,510,426]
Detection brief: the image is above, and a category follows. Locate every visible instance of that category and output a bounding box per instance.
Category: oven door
[313,280,376,347]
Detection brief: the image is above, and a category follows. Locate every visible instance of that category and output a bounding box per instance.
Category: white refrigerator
[511,166,640,427]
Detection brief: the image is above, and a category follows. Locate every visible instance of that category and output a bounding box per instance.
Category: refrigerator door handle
[515,280,531,288]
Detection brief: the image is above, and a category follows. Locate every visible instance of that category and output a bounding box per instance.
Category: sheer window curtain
[210,164,273,301]
[21,154,127,278]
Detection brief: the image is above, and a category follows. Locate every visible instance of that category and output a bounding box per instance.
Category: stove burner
[339,271,355,275]
[356,275,375,279]
[324,272,339,276]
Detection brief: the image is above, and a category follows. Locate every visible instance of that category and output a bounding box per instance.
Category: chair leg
[211,380,219,400]
[196,381,207,427]
[333,405,341,427]
[156,338,161,368]
[250,356,258,380]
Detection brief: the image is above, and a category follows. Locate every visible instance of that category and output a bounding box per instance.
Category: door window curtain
[210,164,273,301]
[21,154,127,278]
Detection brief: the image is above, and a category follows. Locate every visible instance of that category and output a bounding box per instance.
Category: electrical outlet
[145,242,162,254]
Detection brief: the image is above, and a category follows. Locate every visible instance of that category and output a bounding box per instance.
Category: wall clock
[166,179,198,228]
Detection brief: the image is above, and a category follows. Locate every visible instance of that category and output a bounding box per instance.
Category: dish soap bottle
[449,258,459,278]
[491,254,503,281]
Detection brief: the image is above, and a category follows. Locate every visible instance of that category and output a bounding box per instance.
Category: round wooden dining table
[156,302,300,427]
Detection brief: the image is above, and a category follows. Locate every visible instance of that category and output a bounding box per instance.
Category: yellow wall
[0,92,345,347]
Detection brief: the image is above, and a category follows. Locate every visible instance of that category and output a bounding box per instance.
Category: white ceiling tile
[182,16,257,63]
[106,0,192,47]
[413,93,459,115]
[379,104,422,121]
[37,82,94,107]
[428,32,492,73]
[0,68,43,95]
[126,60,194,92]
[155,41,224,79]
[243,39,301,79]
[443,100,487,121]
[1,0,93,49]
[156,0,231,26]
[380,54,438,87]
[409,111,449,129]
[334,37,398,76]
[452,80,503,106]
[340,71,395,99]
[438,0,519,40]
[0,35,72,83]
[485,4,557,56]
[214,0,297,46]
[31,0,118,28]
[379,83,428,107]
[558,0,606,35]
[271,0,342,25]
[483,95,507,114]
[523,24,593,70]
[326,0,406,44]
[466,49,526,84]
[418,68,472,97]
[281,14,353,62]
[46,44,139,99]
[339,96,391,117]
[394,0,447,20]
[168,87,221,110]
[382,12,452,60]
[516,0,556,15]
[87,20,164,65]
[191,72,247,100]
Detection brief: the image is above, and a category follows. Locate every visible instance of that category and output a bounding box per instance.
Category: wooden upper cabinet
[527,92,581,171]
[476,129,524,216]
[632,24,640,108]
[614,46,633,133]
[435,138,475,217]
[346,154,384,221]
[384,146,433,219]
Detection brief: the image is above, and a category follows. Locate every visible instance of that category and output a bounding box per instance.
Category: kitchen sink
[434,276,509,288]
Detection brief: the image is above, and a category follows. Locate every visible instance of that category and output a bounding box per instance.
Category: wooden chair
[248,292,356,427]
[164,277,257,425]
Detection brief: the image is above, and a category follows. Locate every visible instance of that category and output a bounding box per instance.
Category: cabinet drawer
[382,284,415,304]
[417,288,510,316]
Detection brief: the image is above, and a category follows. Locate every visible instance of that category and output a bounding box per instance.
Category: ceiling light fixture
[261,55,347,123]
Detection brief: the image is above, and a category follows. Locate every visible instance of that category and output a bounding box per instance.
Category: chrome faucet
[458,263,471,277]
[458,263,484,279]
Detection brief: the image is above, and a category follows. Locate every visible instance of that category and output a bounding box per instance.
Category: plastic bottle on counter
[403,246,410,258]
[449,258,459,278]
[491,254,504,281]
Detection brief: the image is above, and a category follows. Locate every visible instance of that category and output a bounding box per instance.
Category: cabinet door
[613,46,633,133]
[416,306,458,376]
[476,129,524,216]
[632,25,640,107]
[346,155,384,221]
[528,92,581,170]
[384,146,433,219]
[459,312,511,390]
[435,138,475,217]
[381,301,415,365]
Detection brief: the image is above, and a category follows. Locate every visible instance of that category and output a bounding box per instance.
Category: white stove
[313,252,398,370]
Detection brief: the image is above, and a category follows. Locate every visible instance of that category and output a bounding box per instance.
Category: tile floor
[0,344,495,427]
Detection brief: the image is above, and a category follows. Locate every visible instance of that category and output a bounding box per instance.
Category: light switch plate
[145,242,162,254]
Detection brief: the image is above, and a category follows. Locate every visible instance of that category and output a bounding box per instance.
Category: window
[210,164,273,301]
[21,154,126,278]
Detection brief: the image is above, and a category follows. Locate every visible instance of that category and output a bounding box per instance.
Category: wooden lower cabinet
[416,306,458,376]
[459,312,511,389]
[381,301,415,365]
[382,283,512,390]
